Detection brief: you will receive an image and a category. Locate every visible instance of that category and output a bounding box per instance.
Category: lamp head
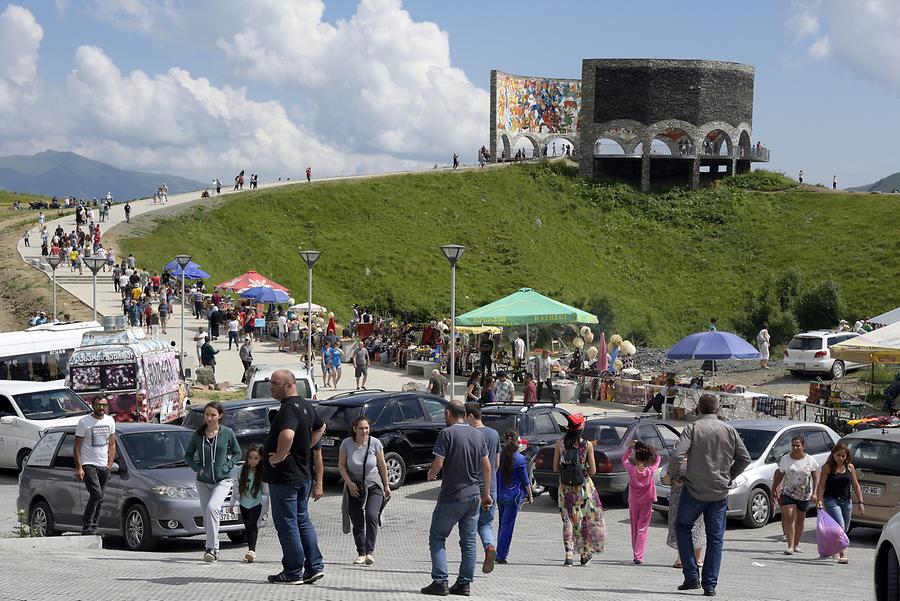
[440,244,466,266]
[174,254,192,269]
[46,255,63,270]
[84,256,106,274]
[299,249,321,268]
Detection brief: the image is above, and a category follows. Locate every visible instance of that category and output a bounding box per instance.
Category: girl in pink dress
[624,440,661,564]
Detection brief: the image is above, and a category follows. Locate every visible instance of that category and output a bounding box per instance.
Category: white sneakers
[244,550,256,563]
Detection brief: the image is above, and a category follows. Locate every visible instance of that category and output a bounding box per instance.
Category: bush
[720,170,797,192]
[794,280,844,330]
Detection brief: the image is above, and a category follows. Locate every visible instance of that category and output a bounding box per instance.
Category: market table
[407,360,434,377]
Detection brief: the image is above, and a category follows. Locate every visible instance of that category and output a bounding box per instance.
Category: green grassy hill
[119,162,900,346]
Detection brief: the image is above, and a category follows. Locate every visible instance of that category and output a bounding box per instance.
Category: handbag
[352,437,372,497]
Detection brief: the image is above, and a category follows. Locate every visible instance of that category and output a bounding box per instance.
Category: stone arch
[594,137,626,155]
[645,120,698,157]
[696,121,739,157]
[594,120,647,156]
[737,127,752,159]
[702,129,733,157]
[497,133,512,161]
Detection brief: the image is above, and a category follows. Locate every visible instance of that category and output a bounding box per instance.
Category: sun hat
[567,413,585,430]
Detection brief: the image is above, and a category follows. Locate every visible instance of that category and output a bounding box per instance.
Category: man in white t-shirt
[277,311,288,352]
[74,398,116,535]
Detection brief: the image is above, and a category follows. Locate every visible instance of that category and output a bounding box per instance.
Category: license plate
[321,437,336,447]
[860,485,882,496]
[795,363,805,369]
[220,506,240,522]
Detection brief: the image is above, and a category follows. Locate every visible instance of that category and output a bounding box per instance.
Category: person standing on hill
[124,203,131,223]
[757,324,770,369]
[798,170,804,184]
[832,175,837,190]
[306,166,312,182]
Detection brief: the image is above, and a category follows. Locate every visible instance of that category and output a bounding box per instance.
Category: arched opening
[738,130,751,159]
[512,136,539,160]
[594,138,625,156]
[653,128,694,156]
[498,134,512,161]
[633,142,644,156]
[542,137,575,158]
[703,129,732,157]
[650,139,672,155]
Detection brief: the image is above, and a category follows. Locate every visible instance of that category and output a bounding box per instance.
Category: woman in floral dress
[553,413,606,566]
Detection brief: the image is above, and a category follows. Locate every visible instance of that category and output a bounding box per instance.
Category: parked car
[182,397,284,454]
[245,364,317,401]
[653,419,840,528]
[783,330,864,379]
[479,403,570,496]
[533,415,681,504]
[839,427,900,529]
[874,511,900,601]
[315,390,449,489]
[18,423,245,550]
[0,380,92,470]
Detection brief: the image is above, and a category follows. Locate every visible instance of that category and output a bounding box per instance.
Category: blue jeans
[269,481,324,579]
[496,499,520,560]
[676,487,727,592]
[822,496,852,532]
[477,496,496,549]
[429,496,480,584]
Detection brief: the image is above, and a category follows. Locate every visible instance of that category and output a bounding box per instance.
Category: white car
[244,365,317,401]
[783,330,865,379]
[0,381,92,470]
[875,511,900,601]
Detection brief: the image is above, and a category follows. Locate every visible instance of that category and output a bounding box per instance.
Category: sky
[1,0,899,187]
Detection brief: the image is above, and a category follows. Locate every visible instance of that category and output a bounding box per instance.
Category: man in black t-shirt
[263,370,326,585]
[478,333,494,378]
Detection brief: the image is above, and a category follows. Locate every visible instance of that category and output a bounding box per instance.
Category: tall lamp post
[440,244,466,401]
[174,255,192,369]
[299,250,321,374]
[46,255,63,322]
[84,257,107,322]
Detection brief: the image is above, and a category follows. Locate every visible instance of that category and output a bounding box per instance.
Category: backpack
[559,442,585,486]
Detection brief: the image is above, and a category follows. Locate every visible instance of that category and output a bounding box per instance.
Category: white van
[0,380,93,470]
[245,365,317,401]
[0,321,101,382]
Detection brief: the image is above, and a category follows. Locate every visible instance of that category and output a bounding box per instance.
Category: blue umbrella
[667,331,760,360]
[240,286,290,304]
[164,259,209,280]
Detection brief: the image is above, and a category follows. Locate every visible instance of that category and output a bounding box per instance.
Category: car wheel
[548,487,559,502]
[124,503,158,551]
[226,530,247,543]
[30,500,58,537]
[828,360,845,380]
[885,546,899,601]
[788,370,805,378]
[620,485,630,507]
[384,452,407,490]
[742,487,770,528]
[16,448,31,472]
[655,509,668,522]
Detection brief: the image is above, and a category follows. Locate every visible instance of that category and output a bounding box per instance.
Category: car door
[48,433,83,530]
[654,424,681,454]
[637,425,666,457]
[391,395,432,467]
[0,394,23,468]
[798,427,831,466]
[419,396,450,462]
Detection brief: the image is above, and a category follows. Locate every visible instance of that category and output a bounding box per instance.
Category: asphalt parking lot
[0,468,881,601]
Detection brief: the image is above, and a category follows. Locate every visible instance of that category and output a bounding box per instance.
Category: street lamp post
[174,255,192,370]
[440,244,466,401]
[84,257,107,322]
[46,255,63,322]
[299,250,321,374]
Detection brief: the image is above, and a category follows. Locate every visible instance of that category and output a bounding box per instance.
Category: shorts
[779,494,810,512]
[289,331,299,342]
[355,365,368,378]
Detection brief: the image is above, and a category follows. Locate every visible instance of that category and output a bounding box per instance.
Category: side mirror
[111,462,126,474]
[0,415,16,425]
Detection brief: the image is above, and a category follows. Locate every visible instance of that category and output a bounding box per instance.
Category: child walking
[232,443,269,563]
[623,440,661,564]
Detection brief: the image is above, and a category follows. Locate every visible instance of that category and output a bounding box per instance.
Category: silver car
[653,419,840,528]
[17,423,245,550]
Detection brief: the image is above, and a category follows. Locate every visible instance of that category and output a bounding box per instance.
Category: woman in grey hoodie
[184,401,242,562]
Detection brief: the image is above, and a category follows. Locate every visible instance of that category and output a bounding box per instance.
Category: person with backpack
[552,413,606,567]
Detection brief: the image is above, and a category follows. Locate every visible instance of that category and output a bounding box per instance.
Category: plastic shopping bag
[816,509,850,558]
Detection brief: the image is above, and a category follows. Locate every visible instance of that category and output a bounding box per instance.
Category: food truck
[66,318,189,423]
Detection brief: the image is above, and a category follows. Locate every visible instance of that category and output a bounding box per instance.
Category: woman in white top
[771,435,819,554]
[757,323,770,369]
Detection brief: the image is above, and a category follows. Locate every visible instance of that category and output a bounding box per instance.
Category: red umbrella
[216,271,289,293]
[597,331,608,372]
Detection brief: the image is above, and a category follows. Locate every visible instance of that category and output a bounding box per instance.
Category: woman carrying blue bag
[495,429,533,564]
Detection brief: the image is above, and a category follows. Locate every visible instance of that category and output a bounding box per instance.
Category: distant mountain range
[847,171,900,193]
[0,150,206,201]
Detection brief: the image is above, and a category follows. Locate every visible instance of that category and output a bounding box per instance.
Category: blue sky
[2,0,899,186]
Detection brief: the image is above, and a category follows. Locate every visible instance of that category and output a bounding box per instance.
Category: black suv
[532,415,680,504]
[315,390,449,489]
[183,398,283,454]
[479,403,571,496]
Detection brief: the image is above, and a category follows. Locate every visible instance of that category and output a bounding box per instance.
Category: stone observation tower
[490,58,770,190]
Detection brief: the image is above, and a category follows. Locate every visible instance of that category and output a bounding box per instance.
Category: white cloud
[0,4,43,86]
[789,0,900,92]
[86,0,178,33]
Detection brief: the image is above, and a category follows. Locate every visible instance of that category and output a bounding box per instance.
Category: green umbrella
[456,287,598,326]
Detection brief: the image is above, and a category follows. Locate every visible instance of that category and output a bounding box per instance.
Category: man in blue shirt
[421,401,492,597]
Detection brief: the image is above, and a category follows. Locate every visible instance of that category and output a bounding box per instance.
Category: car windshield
[481,414,520,436]
[734,428,776,460]
[183,405,273,432]
[845,438,900,477]
[251,379,312,399]
[13,389,91,420]
[584,423,629,448]
[788,337,822,351]
[317,404,383,434]
[121,430,193,470]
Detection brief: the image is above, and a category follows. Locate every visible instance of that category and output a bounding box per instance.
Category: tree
[794,280,844,331]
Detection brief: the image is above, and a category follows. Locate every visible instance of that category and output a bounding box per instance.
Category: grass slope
[119,163,900,346]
